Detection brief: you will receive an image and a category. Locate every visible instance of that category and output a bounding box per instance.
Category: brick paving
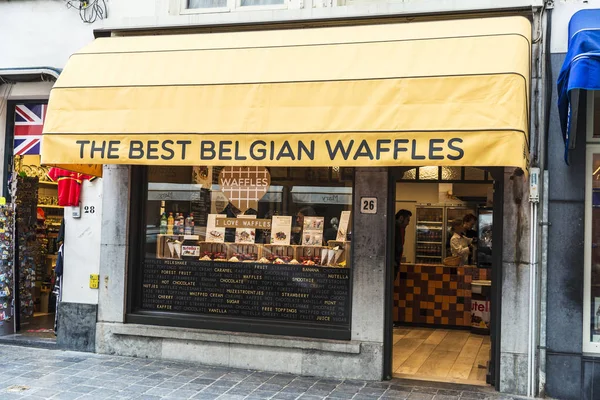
[0,344,529,400]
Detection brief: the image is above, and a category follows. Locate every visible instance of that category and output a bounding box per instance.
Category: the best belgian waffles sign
[218,166,271,213]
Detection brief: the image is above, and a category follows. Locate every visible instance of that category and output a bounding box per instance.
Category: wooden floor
[393,327,490,386]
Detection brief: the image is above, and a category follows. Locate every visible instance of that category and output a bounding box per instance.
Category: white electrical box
[529,168,540,203]
[72,203,81,219]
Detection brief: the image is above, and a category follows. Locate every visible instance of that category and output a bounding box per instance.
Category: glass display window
[585,92,600,352]
[131,166,354,339]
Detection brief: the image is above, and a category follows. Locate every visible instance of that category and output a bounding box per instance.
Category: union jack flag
[14,103,46,156]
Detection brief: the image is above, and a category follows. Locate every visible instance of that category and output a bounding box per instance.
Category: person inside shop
[462,214,478,264]
[393,209,411,328]
[463,214,477,239]
[450,219,474,265]
[256,209,275,244]
[324,217,339,243]
[292,206,316,245]
[393,209,412,280]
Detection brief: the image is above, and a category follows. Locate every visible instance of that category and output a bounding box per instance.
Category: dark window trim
[126,165,353,341]
[126,311,350,340]
[384,166,502,387]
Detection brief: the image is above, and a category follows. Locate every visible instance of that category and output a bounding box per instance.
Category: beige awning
[41,16,531,176]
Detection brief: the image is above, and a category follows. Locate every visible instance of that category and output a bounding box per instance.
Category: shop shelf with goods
[15,176,39,319]
[12,156,63,317]
[0,204,15,335]
[414,206,444,264]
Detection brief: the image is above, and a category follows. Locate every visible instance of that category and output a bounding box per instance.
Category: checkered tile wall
[393,264,491,327]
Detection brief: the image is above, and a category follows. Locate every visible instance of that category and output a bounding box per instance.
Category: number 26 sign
[360,197,377,214]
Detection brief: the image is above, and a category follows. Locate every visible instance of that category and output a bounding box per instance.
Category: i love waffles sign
[218,167,271,213]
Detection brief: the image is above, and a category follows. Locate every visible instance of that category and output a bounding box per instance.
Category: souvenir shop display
[35,210,48,283]
[0,204,15,328]
[48,167,93,207]
[15,176,39,319]
[13,156,65,319]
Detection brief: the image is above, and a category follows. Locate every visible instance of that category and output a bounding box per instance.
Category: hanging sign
[215,217,271,229]
[218,166,271,213]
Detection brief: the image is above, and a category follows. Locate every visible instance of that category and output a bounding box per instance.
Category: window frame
[125,165,355,341]
[177,0,288,15]
[588,91,600,144]
[584,90,600,353]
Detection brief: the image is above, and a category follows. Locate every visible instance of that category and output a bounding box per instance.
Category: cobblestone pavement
[0,345,529,400]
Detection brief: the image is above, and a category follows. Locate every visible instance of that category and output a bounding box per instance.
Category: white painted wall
[101,0,543,31]
[62,179,103,305]
[551,0,600,54]
[0,0,96,70]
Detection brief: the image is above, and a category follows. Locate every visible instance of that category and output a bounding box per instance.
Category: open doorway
[0,102,61,344]
[388,167,500,387]
[10,156,62,343]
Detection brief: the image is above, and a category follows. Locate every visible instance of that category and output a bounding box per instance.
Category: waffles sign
[218,167,271,213]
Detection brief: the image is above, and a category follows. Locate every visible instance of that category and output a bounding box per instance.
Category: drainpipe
[528,169,540,398]
[527,2,550,397]
[536,3,553,397]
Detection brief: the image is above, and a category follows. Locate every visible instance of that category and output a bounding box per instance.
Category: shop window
[419,166,439,180]
[464,167,486,181]
[132,166,353,339]
[186,0,284,11]
[441,167,461,181]
[188,0,227,8]
[586,92,600,352]
[239,0,284,5]
[594,91,600,140]
[401,167,490,182]
[402,168,417,180]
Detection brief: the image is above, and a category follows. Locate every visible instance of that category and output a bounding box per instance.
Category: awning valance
[41,16,531,176]
[558,9,600,164]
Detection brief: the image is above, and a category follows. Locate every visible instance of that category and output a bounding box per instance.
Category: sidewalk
[0,344,527,400]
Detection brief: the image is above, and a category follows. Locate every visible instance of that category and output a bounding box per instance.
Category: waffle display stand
[155,234,349,268]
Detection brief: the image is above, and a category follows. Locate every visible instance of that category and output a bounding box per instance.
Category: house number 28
[360,197,377,214]
[84,206,96,214]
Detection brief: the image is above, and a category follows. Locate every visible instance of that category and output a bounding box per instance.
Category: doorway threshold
[392,373,489,387]
[0,334,58,350]
[391,377,496,394]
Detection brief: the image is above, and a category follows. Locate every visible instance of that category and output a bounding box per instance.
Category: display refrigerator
[414,204,476,264]
[477,208,493,267]
[414,206,444,264]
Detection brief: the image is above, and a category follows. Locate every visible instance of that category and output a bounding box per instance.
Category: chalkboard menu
[141,259,350,325]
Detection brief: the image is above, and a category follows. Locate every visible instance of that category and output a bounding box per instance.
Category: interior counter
[393,263,491,328]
